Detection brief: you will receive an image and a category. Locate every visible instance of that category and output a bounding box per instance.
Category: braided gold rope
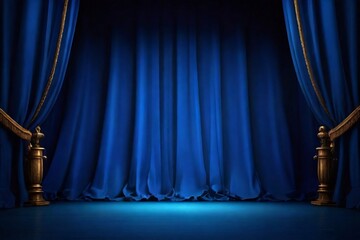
[329,106,360,141]
[29,0,69,126]
[0,108,32,141]
[293,0,334,122]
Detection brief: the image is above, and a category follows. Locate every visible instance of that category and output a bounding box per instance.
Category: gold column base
[24,184,50,206]
[311,184,336,206]
[25,200,50,207]
[311,188,336,206]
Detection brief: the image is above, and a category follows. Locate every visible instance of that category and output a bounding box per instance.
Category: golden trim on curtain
[29,0,69,126]
[293,0,360,140]
[293,0,334,123]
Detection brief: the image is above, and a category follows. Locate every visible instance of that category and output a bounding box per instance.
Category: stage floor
[0,201,359,239]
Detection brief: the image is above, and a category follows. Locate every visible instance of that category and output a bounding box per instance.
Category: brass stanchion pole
[25,126,49,206]
[311,126,336,206]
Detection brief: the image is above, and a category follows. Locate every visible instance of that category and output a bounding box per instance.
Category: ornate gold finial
[318,125,326,132]
[31,126,44,147]
[318,126,330,148]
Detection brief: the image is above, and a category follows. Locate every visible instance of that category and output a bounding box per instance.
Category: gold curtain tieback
[0,108,32,141]
[329,106,360,141]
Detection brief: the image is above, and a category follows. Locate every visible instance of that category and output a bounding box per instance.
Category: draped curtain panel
[283,0,360,208]
[0,0,79,208]
[41,0,318,202]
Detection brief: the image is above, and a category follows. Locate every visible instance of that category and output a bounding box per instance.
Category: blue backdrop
[40,1,318,202]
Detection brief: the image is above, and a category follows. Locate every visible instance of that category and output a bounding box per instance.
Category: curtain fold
[283,0,360,208]
[0,0,79,208]
[42,0,318,202]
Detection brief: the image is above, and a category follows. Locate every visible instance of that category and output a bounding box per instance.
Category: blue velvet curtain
[41,0,318,201]
[283,0,360,208]
[0,0,79,208]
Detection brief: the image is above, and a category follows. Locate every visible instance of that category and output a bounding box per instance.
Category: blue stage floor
[0,201,359,239]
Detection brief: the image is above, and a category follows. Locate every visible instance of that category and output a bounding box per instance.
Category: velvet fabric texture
[1,0,323,208]
[41,1,318,202]
[0,0,79,208]
[283,0,360,208]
